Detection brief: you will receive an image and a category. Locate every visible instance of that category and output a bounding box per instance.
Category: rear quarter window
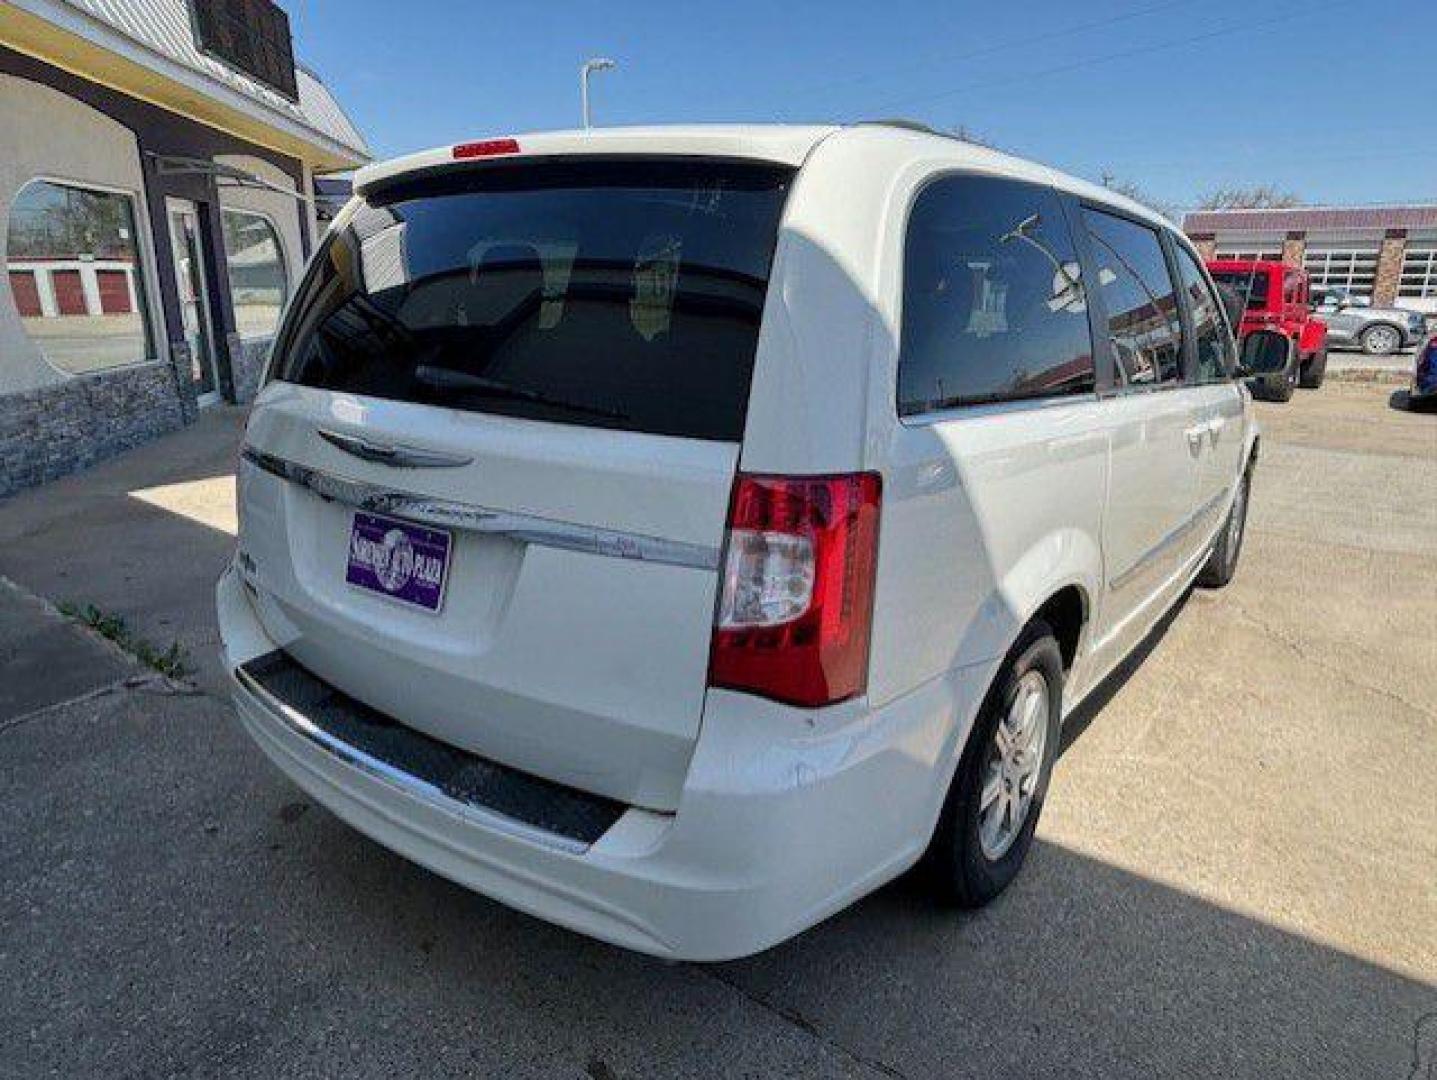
[898,175,1095,415]
[272,159,794,441]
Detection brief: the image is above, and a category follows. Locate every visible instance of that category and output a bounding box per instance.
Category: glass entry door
[165,198,221,406]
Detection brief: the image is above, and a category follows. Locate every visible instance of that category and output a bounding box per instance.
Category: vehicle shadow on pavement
[3,673,1432,1080]
[1058,587,1191,758]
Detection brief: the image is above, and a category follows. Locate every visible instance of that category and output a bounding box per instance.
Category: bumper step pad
[240,651,626,847]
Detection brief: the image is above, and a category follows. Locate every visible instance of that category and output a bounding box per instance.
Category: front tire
[1299,345,1328,389]
[1198,464,1251,589]
[1361,323,1402,356]
[924,622,1063,908]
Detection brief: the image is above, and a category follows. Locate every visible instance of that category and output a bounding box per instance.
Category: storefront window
[6,179,154,374]
[220,209,288,339]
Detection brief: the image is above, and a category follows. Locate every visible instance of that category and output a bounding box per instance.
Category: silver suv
[1312,286,1428,355]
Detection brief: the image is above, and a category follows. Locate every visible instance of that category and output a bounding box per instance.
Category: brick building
[1,0,370,497]
[1183,205,1437,316]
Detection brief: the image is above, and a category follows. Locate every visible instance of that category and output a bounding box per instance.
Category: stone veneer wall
[0,360,186,497]
[1372,231,1407,309]
[1282,233,1306,269]
[227,333,273,404]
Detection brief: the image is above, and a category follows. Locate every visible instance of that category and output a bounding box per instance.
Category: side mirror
[1238,330,1292,377]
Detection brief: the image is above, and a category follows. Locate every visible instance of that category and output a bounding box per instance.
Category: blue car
[1410,333,1437,410]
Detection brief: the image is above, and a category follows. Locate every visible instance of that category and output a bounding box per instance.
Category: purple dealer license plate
[345,511,451,613]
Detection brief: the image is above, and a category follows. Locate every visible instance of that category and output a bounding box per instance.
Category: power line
[872,0,1343,113]
[783,0,1190,106]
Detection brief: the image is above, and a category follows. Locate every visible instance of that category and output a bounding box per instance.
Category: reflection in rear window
[273,160,793,441]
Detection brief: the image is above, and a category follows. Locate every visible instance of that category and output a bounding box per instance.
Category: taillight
[709,473,882,708]
[453,138,520,159]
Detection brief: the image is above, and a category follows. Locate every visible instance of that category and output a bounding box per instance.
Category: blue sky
[290,0,1436,210]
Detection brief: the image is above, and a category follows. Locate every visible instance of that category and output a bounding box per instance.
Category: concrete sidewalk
[0,576,137,724]
[0,406,244,692]
[1325,345,1418,385]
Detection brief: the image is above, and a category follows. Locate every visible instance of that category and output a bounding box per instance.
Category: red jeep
[1207,260,1328,401]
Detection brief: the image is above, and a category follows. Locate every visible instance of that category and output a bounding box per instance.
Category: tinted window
[1175,247,1234,383]
[1083,209,1183,386]
[274,160,792,441]
[898,176,1094,414]
[1211,268,1272,311]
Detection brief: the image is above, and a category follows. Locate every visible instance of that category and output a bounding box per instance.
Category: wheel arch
[1029,585,1088,674]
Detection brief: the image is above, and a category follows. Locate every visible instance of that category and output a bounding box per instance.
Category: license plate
[345,511,451,613]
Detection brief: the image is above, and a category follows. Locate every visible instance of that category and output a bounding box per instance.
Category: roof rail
[853,118,939,135]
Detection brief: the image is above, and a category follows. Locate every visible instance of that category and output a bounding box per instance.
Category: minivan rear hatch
[238,157,793,811]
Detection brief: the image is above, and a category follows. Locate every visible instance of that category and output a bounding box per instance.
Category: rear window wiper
[413,365,630,422]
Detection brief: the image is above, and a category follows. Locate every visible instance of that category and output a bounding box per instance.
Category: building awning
[3,0,369,170]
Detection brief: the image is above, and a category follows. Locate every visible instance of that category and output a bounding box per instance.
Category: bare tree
[1099,171,1178,223]
[1196,185,1303,210]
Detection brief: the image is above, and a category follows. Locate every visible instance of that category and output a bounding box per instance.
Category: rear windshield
[1210,269,1272,310]
[271,160,794,441]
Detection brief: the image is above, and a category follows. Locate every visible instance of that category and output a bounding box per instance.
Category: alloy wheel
[978,670,1050,860]
[1364,326,1400,355]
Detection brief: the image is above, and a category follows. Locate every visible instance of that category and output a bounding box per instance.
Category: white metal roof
[20,0,370,162]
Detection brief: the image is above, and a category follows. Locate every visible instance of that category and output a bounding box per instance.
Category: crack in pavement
[698,966,908,1079]
[1227,600,1435,725]
[0,673,191,737]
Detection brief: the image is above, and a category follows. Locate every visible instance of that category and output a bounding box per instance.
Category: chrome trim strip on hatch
[240,446,722,571]
[317,428,474,468]
[233,663,591,855]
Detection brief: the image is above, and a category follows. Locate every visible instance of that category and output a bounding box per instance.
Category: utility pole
[580,58,617,130]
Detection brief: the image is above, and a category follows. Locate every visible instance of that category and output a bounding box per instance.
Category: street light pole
[580,58,616,130]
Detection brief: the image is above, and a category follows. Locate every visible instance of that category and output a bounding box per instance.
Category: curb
[1325,367,1410,387]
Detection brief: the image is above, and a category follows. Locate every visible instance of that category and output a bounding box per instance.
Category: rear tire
[1198,464,1251,589]
[924,622,1063,908]
[1267,367,1296,402]
[1299,345,1328,389]
[1361,323,1402,356]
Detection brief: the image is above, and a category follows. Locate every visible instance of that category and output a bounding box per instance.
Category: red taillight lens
[453,138,520,159]
[709,472,882,708]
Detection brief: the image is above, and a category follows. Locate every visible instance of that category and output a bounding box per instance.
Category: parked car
[1311,285,1428,355]
[1408,333,1437,410]
[217,123,1283,960]
[1207,259,1327,400]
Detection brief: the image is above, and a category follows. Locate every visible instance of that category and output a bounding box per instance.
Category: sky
[288,0,1437,213]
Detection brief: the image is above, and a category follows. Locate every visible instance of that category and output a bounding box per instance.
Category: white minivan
[219,123,1282,960]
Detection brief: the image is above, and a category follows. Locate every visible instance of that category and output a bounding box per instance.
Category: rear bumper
[218,565,979,960]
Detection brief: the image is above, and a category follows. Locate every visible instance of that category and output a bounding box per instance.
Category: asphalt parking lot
[1,381,1433,1078]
